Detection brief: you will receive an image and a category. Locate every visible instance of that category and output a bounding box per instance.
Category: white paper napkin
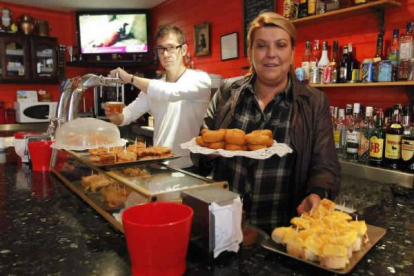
[209,197,243,258]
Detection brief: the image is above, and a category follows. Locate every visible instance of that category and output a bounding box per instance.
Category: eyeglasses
[155,44,183,55]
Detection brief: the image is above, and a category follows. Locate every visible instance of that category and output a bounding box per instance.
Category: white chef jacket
[121,69,211,168]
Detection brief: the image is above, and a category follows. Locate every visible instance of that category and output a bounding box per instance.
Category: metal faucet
[47,73,123,168]
[65,74,123,122]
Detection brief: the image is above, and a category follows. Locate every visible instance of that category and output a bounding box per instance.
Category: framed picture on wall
[194,22,210,56]
[220,32,238,61]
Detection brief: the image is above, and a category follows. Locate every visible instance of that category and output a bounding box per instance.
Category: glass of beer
[106,102,124,113]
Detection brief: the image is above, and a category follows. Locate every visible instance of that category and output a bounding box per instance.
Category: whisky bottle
[369,109,385,167]
[330,41,339,83]
[384,105,403,169]
[401,104,414,172]
[339,46,349,83]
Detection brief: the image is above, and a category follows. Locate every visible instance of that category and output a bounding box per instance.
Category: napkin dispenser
[182,185,243,260]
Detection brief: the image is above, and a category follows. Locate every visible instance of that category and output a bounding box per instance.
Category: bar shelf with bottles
[297,21,414,87]
[286,0,401,27]
[331,102,414,189]
[310,81,414,88]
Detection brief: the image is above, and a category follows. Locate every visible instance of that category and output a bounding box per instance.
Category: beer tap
[115,71,120,101]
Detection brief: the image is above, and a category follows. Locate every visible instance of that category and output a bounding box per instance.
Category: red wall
[1,0,413,111]
[0,2,98,110]
[152,0,414,109]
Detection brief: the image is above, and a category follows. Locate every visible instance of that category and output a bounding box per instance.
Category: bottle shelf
[310,81,414,88]
[290,0,401,27]
[339,159,413,189]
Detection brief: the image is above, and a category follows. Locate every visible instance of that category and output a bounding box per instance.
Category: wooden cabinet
[0,33,59,83]
[31,36,58,82]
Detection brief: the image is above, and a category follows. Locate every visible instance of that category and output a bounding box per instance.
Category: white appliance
[14,102,57,123]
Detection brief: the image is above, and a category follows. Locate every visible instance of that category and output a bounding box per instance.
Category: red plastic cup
[122,202,193,276]
[27,141,53,172]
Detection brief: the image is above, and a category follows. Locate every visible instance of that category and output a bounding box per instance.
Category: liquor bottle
[384,107,393,130]
[310,40,321,67]
[330,41,339,83]
[388,29,400,82]
[308,0,316,16]
[401,104,414,172]
[334,108,342,147]
[397,22,413,80]
[309,40,321,84]
[316,0,326,15]
[358,106,374,164]
[302,40,311,81]
[347,43,358,83]
[283,0,294,18]
[369,109,385,167]
[299,0,308,18]
[384,105,403,169]
[319,41,330,83]
[374,32,384,61]
[402,103,411,129]
[347,103,360,160]
[339,46,349,83]
[338,108,348,158]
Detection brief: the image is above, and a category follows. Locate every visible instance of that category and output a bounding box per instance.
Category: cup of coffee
[106,102,124,113]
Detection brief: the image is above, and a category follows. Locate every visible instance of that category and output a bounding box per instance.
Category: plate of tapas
[261,199,386,274]
[74,142,180,168]
[73,173,133,210]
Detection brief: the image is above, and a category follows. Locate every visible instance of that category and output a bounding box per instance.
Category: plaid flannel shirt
[213,75,295,233]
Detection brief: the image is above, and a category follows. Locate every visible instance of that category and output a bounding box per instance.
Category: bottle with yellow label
[401,104,414,172]
[384,105,403,170]
[369,109,385,166]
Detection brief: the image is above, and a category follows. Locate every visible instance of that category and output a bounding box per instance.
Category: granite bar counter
[0,148,413,276]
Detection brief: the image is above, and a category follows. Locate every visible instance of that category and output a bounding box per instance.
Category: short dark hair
[155,25,185,45]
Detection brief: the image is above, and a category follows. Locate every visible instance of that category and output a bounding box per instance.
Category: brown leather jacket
[194,75,341,219]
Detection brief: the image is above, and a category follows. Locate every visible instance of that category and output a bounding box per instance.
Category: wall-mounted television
[76,10,150,55]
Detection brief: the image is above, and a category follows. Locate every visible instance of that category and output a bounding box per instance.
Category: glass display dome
[53,118,127,151]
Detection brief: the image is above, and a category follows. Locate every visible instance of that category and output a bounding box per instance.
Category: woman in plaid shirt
[193,12,340,234]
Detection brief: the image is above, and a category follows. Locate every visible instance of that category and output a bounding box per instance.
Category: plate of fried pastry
[79,141,179,168]
[181,129,292,160]
[261,199,386,274]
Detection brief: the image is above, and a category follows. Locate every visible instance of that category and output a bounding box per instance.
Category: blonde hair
[246,12,297,76]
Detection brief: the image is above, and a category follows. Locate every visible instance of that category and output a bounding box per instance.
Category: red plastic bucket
[27,141,53,172]
[122,202,193,276]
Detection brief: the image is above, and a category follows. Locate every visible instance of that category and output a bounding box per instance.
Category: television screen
[77,10,149,55]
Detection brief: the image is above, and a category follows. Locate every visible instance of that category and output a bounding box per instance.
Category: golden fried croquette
[208,141,225,149]
[245,133,270,145]
[202,129,226,143]
[224,144,247,151]
[224,129,246,145]
[247,144,268,151]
